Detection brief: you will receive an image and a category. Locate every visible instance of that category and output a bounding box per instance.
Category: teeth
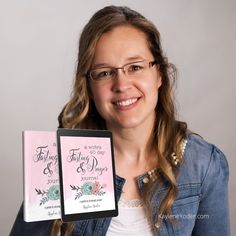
[115,98,138,106]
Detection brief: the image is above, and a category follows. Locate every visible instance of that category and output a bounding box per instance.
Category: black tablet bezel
[57,128,118,222]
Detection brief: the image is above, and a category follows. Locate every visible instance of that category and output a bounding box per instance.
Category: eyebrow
[92,63,109,69]
[126,56,145,61]
[92,56,145,69]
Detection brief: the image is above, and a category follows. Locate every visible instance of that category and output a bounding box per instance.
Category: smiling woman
[89,25,161,131]
[10,5,230,236]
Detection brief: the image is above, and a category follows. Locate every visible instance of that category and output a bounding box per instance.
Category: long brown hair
[52,5,187,235]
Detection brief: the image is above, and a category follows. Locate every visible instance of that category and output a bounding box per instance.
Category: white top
[106,139,188,235]
[106,197,154,236]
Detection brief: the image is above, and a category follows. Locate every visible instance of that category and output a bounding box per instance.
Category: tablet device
[57,128,118,222]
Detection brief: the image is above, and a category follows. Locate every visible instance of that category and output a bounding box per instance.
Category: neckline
[119,195,144,208]
[116,138,188,183]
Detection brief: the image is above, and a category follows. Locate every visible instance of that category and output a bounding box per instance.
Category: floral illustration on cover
[35,185,60,205]
[70,181,106,199]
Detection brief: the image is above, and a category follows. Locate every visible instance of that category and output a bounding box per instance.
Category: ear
[157,75,162,89]
[155,65,162,88]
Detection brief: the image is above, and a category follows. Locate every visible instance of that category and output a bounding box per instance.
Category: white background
[0,0,235,235]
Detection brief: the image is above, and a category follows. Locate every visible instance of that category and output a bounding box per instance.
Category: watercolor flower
[47,185,60,200]
[92,181,101,195]
[81,182,93,195]
[70,181,106,199]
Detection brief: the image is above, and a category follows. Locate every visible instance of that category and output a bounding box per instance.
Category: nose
[111,69,131,93]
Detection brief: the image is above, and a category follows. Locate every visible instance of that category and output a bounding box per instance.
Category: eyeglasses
[87,60,157,82]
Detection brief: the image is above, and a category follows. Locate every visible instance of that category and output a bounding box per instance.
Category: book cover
[23,131,61,222]
[57,129,118,222]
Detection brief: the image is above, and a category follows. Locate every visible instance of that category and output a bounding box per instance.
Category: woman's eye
[129,65,143,72]
[97,70,112,79]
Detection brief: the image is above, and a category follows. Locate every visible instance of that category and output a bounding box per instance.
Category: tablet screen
[57,128,118,222]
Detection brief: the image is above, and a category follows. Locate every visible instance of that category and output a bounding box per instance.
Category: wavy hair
[52,5,187,235]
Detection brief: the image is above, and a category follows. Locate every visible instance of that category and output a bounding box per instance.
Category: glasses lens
[125,61,147,76]
[91,68,115,81]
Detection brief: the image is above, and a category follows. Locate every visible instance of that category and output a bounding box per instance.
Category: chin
[114,118,144,130]
[105,112,156,130]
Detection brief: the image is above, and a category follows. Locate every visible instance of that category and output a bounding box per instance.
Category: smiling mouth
[113,98,139,107]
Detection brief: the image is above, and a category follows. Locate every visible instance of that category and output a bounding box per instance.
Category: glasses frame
[87,60,157,81]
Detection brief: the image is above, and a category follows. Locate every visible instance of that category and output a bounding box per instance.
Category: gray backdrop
[0,0,235,235]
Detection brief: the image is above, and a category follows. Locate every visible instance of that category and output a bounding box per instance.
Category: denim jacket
[10,134,230,236]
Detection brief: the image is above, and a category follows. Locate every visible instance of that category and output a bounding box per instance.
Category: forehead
[92,25,153,65]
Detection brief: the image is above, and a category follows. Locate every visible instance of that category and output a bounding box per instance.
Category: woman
[11,5,230,236]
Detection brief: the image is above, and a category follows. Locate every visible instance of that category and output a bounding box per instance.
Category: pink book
[57,128,118,222]
[23,131,61,222]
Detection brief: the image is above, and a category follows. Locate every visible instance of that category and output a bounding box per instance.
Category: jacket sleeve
[192,145,230,236]
[10,204,52,236]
